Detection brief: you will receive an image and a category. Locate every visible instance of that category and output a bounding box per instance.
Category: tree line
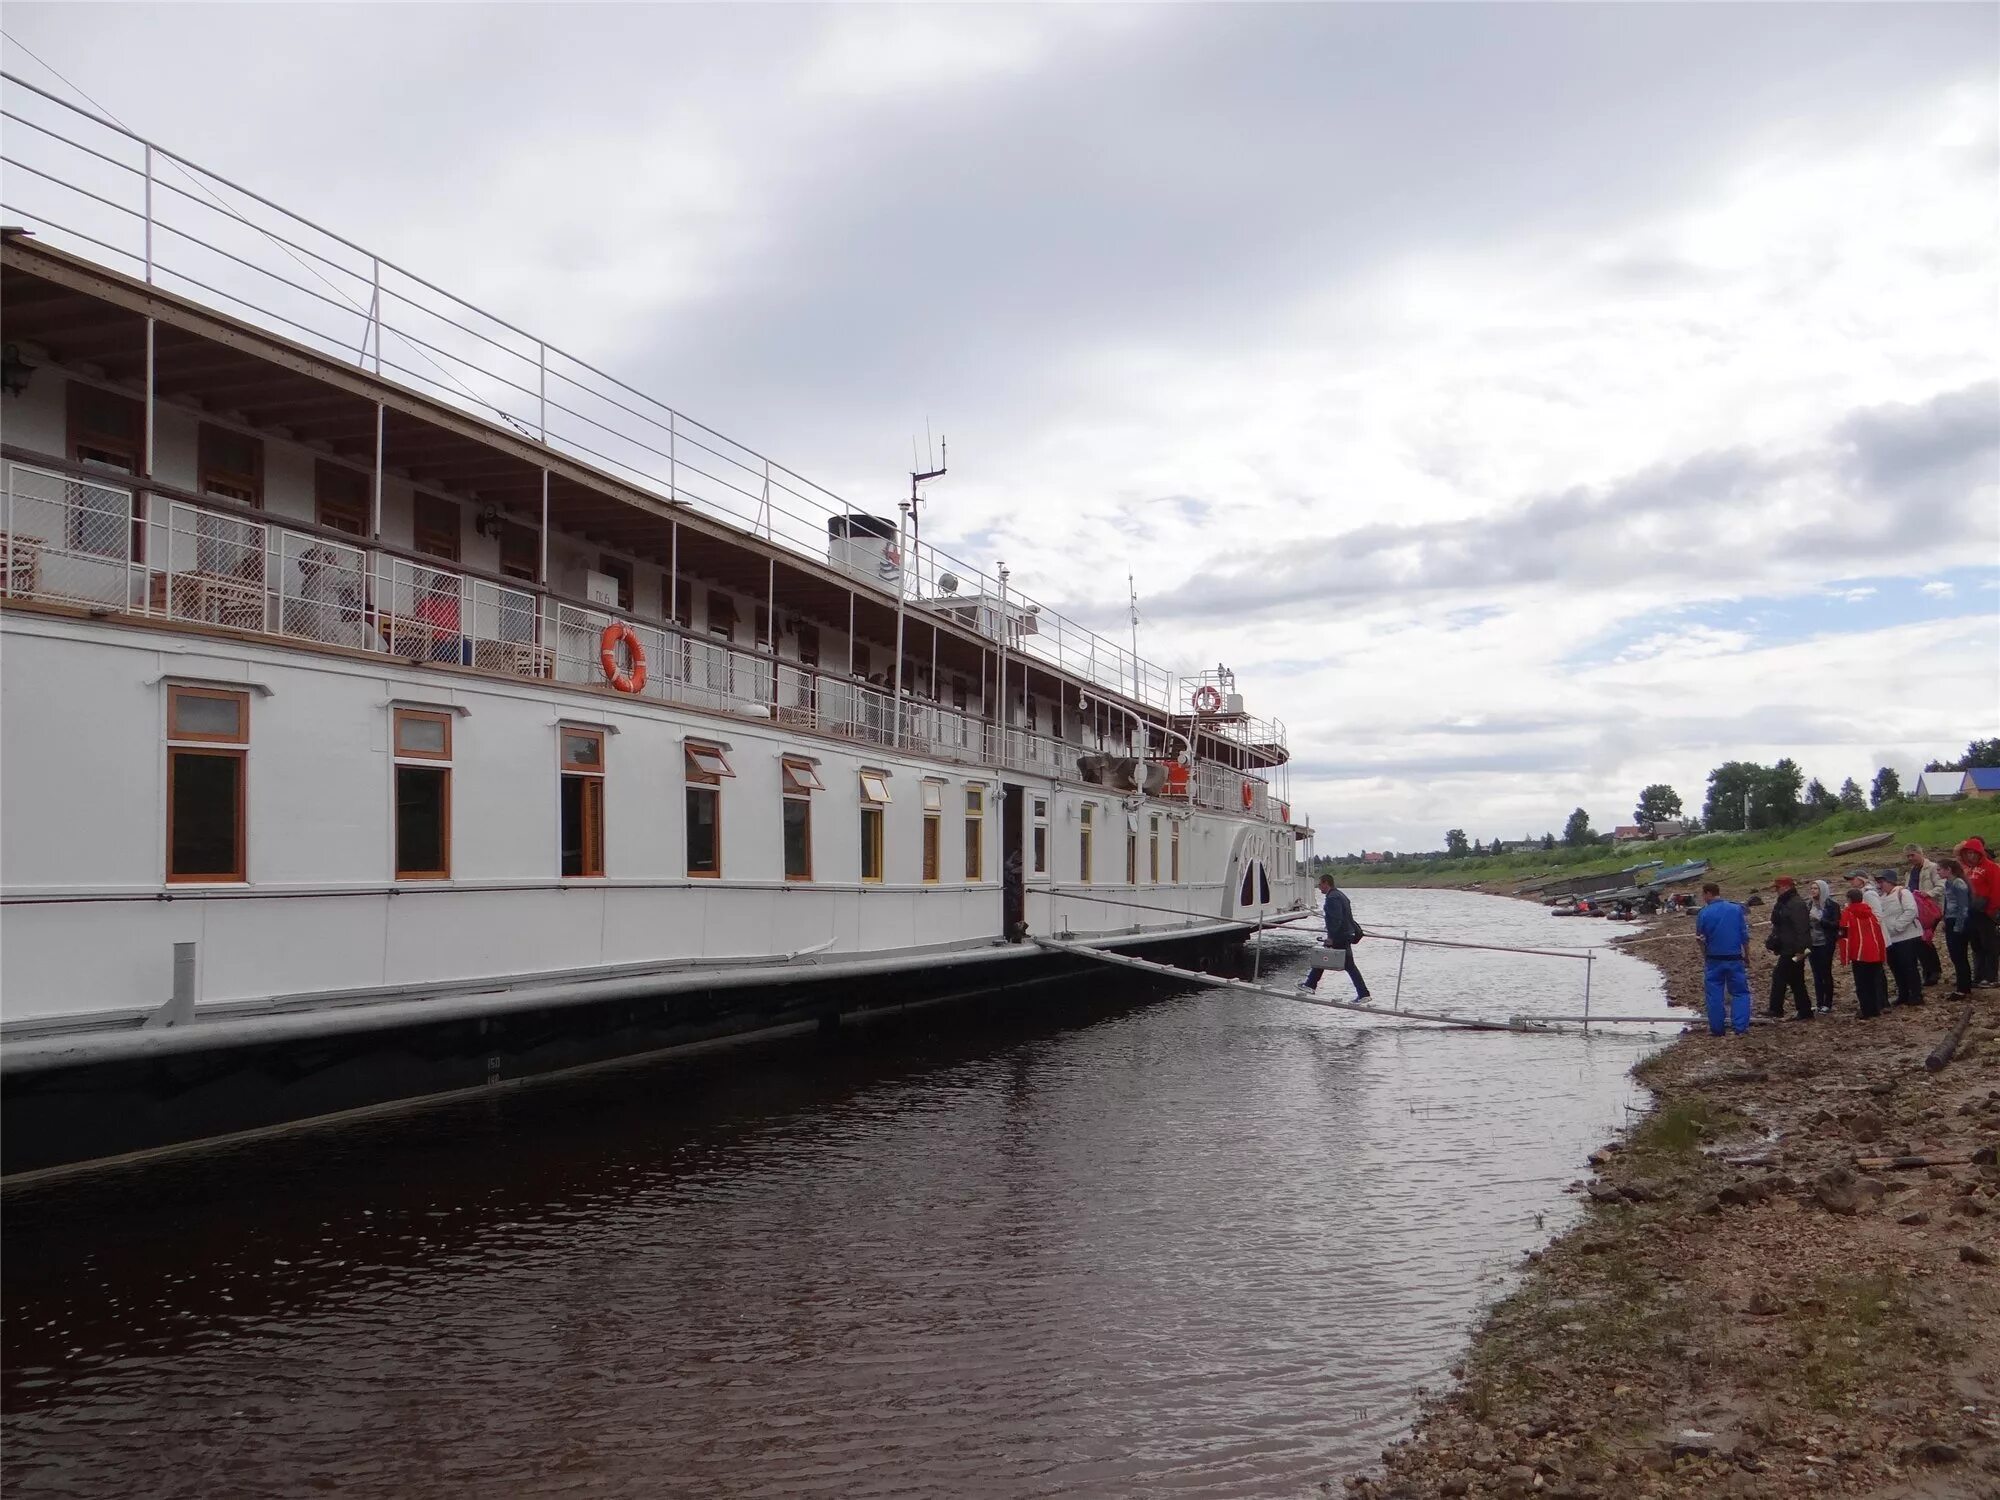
[1413,738,1998,860]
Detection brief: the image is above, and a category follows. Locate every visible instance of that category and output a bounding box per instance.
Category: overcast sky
[7,4,1996,850]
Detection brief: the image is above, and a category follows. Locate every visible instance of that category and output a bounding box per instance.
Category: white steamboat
[0,76,1311,1173]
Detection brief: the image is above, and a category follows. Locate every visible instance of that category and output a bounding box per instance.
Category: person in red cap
[1959,837,1999,987]
[1765,876,1812,1020]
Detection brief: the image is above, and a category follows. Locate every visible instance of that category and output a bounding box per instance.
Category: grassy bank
[1333,802,2000,895]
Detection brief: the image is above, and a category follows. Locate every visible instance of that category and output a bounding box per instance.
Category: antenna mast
[907,433,946,599]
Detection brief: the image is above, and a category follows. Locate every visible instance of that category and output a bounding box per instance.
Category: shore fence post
[1583,953,1594,1033]
[1393,932,1409,1011]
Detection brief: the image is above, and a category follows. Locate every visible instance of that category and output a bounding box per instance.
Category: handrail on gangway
[1034,936,1687,1035]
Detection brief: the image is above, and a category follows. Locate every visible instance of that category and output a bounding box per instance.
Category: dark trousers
[1807,946,1836,1010]
[1767,954,1811,1019]
[1887,939,1924,1007]
[1305,951,1369,999]
[1916,933,1941,985]
[1852,961,1887,1018]
[1944,925,1973,994]
[1970,909,1999,984]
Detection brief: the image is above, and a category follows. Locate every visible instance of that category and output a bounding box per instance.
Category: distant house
[1497,839,1542,853]
[1968,769,2000,800]
[1362,850,1387,864]
[1612,825,1650,843]
[1914,770,1970,800]
[1649,819,1692,839]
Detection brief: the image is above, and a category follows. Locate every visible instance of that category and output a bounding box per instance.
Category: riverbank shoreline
[1347,922,2000,1499]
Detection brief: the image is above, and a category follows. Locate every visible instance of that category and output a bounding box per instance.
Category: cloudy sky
[7,4,1996,850]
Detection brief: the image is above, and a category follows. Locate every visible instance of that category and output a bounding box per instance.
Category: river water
[2,890,1675,1499]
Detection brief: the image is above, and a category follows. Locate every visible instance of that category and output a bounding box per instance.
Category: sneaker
[1295,981,1315,993]
[1354,991,1373,1003]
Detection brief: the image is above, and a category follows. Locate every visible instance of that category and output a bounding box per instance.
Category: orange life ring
[1192,684,1223,715]
[599,621,647,694]
[1240,781,1255,809]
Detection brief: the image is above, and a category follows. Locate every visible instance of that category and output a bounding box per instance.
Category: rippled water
[2,890,1673,1498]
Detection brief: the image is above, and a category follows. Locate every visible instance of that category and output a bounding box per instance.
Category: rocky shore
[1348,923,2000,1499]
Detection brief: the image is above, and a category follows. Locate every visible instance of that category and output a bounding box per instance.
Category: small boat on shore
[1828,830,1896,858]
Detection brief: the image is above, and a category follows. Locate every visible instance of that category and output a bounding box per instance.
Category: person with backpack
[1839,888,1889,1019]
[1905,844,1944,986]
[1806,879,1841,1013]
[1875,870,1925,1008]
[1940,858,1974,998]
[1298,873,1370,1000]
[1765,876,1812,1020]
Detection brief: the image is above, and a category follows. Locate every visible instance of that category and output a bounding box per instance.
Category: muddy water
[2,890,1674,1498]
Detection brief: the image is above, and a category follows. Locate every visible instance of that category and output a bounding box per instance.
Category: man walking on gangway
[1298,874,1371,1001]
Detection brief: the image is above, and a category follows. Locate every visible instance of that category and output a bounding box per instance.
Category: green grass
[1782,1270,1959,1413]
[1626,1094,1743,1161]
[1332,801,1999,897]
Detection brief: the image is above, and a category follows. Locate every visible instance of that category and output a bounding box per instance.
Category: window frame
[1126,827,1139,885]
[781,756,824,794]
[860,804,885,884]
[598,553,635,613]
[68,383,142,472]
[413,493,461,562]
[314,459,369,536]
[393,707,453,761]
[921,778,946,885]
[1079,802,1094,884]
[1032,796,1050,878]
[1149,815,1161,883]
[782,794,812,883]
[1171,820,1181,883]
[164,686,249,885]
[685,740,736,784]
[197,422,264,509]
[686,784,722,880]
[964,784,985,881]
[558,725,606,879]
[859,768,893,805]
[391,708,452,882]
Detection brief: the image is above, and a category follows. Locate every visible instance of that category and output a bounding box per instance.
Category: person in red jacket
[1959,836,2000,988]
[1838,888,1889,1018]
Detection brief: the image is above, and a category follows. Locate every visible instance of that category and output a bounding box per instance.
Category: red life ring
[599,621,647,694]
[1240,781,1255,809]
[1192,684,1223,715]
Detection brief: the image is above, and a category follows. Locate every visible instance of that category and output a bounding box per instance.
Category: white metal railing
[0,70,1231,726]
[1,462,1288,821]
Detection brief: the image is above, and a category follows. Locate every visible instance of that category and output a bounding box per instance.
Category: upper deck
[0,72,1288,795]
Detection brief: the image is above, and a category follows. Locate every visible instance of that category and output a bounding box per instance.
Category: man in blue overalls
[1694,880,1751,1036]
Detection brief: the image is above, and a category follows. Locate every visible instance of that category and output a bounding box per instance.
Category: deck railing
[1,462,1280,819]
[0,69,1230,722]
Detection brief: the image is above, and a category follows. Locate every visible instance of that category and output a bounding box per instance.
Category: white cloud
[1921,580,1956,598]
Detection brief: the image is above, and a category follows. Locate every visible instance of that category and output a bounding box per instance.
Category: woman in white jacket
[1874,870,1925,1008]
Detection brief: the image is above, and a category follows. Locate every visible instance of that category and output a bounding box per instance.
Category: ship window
[921,779,946,883]
[1240,864,1256,907]
[1149,815,1161,883]
[964,785,984,881]
[198,423,263,508]
[922,780,944,812]
[315,460,368,537]
[687,785,721,878]
[1032,797,1049,877]
[1171,821,1181,883]
[599,554,634,613]
[781,758,813,883]
[1079,804,1094,884]
[859,768,892,805]
[685,741,735,783]
[558,727,605,878]
[414,494,460,563]
[392,711,452,881]
[165,686,248,883]
[1258,863,1271,905]
[861,805,885,883]
[1126,828,1138,885]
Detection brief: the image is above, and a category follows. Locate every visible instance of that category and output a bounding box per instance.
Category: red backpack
[1914,889,1942,932]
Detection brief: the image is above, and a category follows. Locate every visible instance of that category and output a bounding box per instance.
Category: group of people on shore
[1695,836,1999,1036]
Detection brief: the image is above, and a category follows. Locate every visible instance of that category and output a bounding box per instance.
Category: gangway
[1034,935,1688,1035]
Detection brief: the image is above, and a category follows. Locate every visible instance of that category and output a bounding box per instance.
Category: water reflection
[2,890,1670,1498]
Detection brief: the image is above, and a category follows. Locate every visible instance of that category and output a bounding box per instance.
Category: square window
[781,757,823,794]
[859,769,892,805]
[168,686,246,743]
[685,741,735,783]
[965,786,984,815]
[394,709,451,759]
[561,728,605,773]
[921,780,945,812]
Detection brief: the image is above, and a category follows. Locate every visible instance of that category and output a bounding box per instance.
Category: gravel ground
[1345,918,2000,1500]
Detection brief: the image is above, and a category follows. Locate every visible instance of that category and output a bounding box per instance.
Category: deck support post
[370,402,384,540]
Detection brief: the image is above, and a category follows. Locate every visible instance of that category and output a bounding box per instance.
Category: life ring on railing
[1192,684,1223,715]
[1240,781,1255,809]
[599,621,648,694]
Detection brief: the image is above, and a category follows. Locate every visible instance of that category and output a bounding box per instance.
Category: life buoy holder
[599,621,648,694]
[1192,684,1223,715]
[1240,781,1255,809]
